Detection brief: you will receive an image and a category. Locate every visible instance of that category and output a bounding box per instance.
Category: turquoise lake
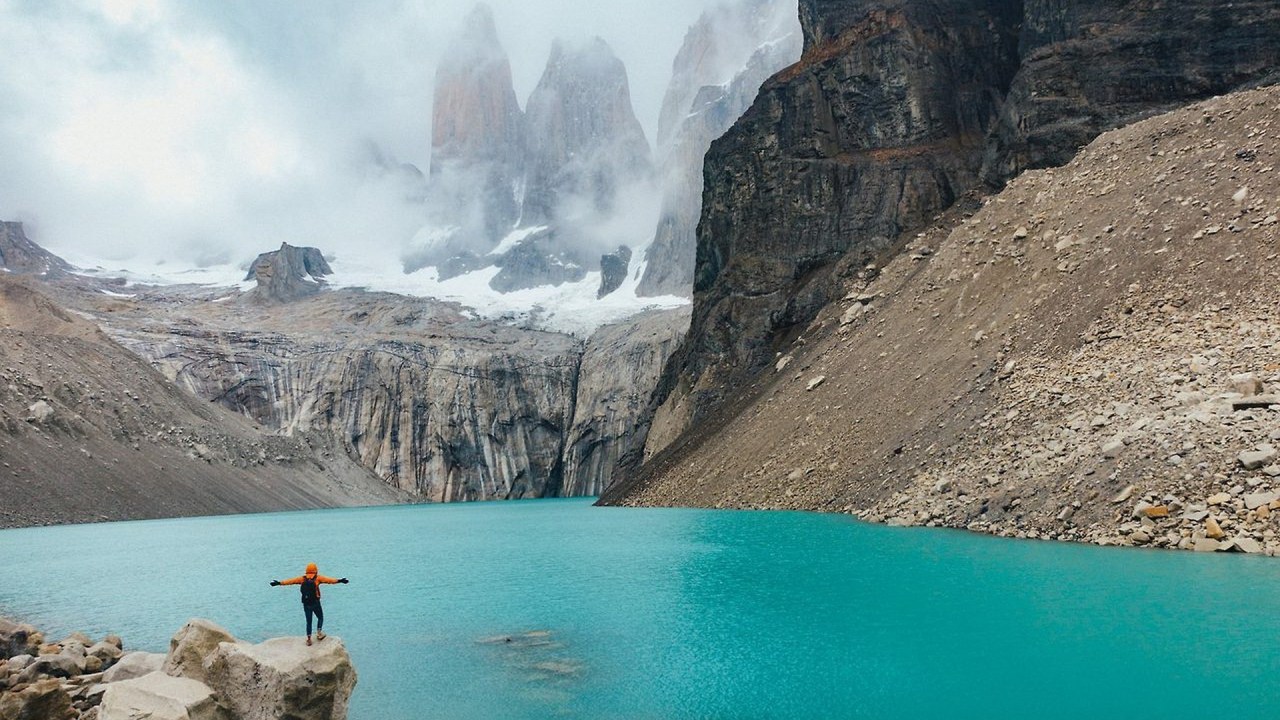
[2,498,1280,719]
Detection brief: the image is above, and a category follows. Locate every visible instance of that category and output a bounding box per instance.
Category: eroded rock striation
[95,286,688,504]
[645,0,1280,455]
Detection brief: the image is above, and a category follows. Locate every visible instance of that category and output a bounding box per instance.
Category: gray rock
[1232,395,1279,411]
[103,652,165,684]
[1194,538,1223,553]
[162,619,234,685]
[806,376,827,392]
[243,244,333,304]
[0,677,73,720]
[1244,491,1279,510]
[562,308,689,496]
[1229,373,1265,396]
[1234,537,1264,554]
[99,672,227,720]
[30,653,81,678]
[6,654,33,672]
[597,246,632,299]
[1239,445,1278,470]
[26,400,53,424]
[203,637,356,720]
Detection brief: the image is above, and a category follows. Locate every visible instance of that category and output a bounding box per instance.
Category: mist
[0,0,751,271]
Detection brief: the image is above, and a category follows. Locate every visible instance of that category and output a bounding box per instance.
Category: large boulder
[203,638,356,720]
[0,619,40,660]
[103,651,165,684]
[99,672,228,720]
[162,619,235,685]
[0,677,74,720]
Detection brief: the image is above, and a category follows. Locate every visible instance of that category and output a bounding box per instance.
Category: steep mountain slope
[606,85,1280,552]
[647,0,1280,449]
[0,276,404,528]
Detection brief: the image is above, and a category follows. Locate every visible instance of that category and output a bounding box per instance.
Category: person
[270,563,349,646]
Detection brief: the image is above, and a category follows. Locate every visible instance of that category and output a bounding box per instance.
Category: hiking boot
[306,636,312,646]
[316,632,326,641]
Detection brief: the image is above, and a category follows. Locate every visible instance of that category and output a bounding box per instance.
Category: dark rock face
[656,0,1022,431]
[597,246,632,298]
[651,0,1280,447]
[637,0,801,297]
[982,0,1280,183]
[489,230,588,293]
[244,243,333,303]
[0,222,70,277]
[521,38,653,228]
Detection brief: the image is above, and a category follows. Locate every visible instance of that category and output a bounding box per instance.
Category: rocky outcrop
[637,0,801,297]
[0,222,70,277]
[3,617,356,719]
[644,0,1280,458]
[596,246,631,299]
[490,230,587,293]
[244,244,332,304]
[521,38,653,228]
[162,621,234,686]
[203,638,355,720]
[562,307,690,496]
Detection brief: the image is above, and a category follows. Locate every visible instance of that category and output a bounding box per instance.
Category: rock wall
[562,307,690,496]
[646,0,1280,456]
[104,292,687,503]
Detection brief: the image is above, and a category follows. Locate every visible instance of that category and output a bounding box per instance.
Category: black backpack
[300,576,319,603]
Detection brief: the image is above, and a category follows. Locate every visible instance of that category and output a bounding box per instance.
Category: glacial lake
[2,498,1280,719]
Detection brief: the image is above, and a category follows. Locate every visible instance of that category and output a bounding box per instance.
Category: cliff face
[98,288,688,504]
[646,0,1280,455]
[637,0,802,297]
[562,307,690,496]
[983,0,1280,182]
[521,38,653,229]
[425,3,525,256]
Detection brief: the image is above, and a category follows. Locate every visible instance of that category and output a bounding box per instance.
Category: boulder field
[0,617,354,720]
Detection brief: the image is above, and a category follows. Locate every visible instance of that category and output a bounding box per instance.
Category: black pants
[303,601,324,636]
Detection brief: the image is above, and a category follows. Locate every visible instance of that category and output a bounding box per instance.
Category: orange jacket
[279,574,341,600]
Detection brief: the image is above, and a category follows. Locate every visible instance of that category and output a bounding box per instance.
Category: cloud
[0,0,761,269]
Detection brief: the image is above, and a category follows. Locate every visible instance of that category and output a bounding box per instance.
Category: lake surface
[2,499,1279,719]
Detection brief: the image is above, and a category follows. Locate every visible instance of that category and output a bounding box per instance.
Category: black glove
[338,578,349,584]
[270,580,280,586]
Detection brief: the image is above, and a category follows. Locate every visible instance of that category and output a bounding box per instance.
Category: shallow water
[2,499,1279,719]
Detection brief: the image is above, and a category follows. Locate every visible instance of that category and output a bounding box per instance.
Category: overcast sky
[0,0,751,264]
